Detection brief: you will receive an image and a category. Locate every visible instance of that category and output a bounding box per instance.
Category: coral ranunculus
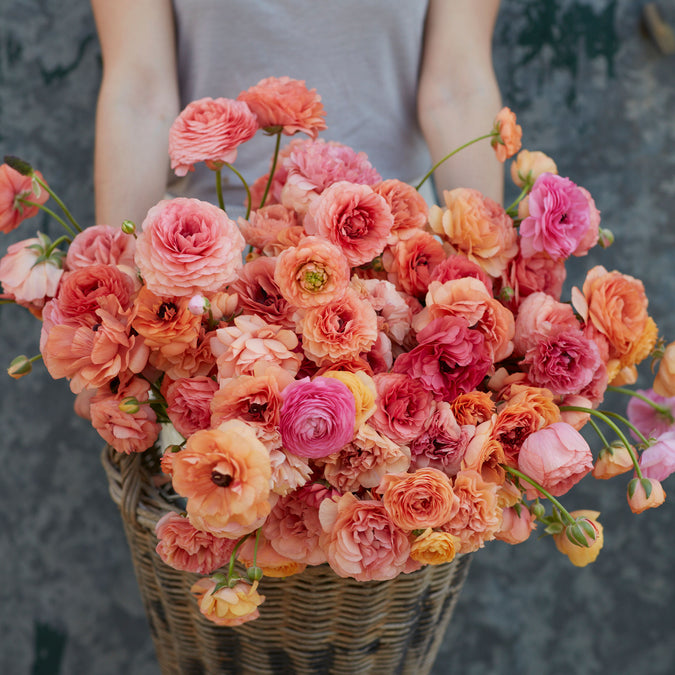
[0,163,49,233]
[492,107,522,162]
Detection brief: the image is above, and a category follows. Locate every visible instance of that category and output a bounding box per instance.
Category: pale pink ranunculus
[279,376,356,458]
[513,291,580,356]
[66,224,136,271]
[626,389,675,439]
[319,493,411,581]
[639,431,675,481]
[0,237,63,309]
[155,512,237,574]
[305,181,394,267]
[238,76,327,138]
[269,447,312,496]
[0,164,49,233]
[393,316,492,402]
[90,377,160,454]
[519,173,591,260]
[135,198,245,297]
[166,376,219,438]
[169,97,258,176]
[210,314,301,381]
[517,422,594,497]
[371,372,434,444]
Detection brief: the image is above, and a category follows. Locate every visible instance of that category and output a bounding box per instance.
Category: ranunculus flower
[238,76,326,138]
[654,341,675,397]
[492,107,522,162]
[553,510,603,567]
[274,236,350,308]
[627,477,666,514]
[410,529,460,566]
[639,431,675,481]
[319,493,411,581]
[517,422,594,497]
[450,391,496,426]
[429,187,518,277]
[500,251,567,309]
[169,97,258,176]
[305,181,394,267]
[519,173,591,260]
[279,376,356,458]
[495,506,536,545]
[155,512,237,574]
[237,204,298,250]
[165,376,219,438]
[191,578,264,626]
[322,369,376,429]
[372,179,429,242]
[510,149,557,188]
[236,532,307,577]
[378,468,459,531]
[592,443,635,479]
[626,388,675,439]
[66,224,136,271]
[393,316,492,402]
[149,326,214,381]
[135,198,245,297]
[429,254,493,295]
[0,163,49,233]
[269,447,312,496]
[574,186,600,256]
[171,421,272,537]
[461,419,507,485]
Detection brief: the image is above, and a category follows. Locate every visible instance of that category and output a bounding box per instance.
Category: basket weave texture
[102,444,472,675]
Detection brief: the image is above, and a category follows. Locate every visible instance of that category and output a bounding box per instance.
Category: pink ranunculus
[166,376,219,438]
[500,251,567,309]
[573,186,600,256]
[626,389,675,439]
[0,237,63,309]
[66,224,136,271]
[238,76,327,138]
[305,181,394,266]
[169,97,258,176]
[639,431,675,481]
[370,372,434,444]
[155,512,237,574]
[0,163,49,233]
[429,254,494,295]
[237,204,297,250]
[517,422,594,497]
[135,198,245,297]
[495,506,536,545]
[279,376,356,458]
[319,493,411,581]
[393,316,492,402]
[519,173,591,260]
[522,328,605,397]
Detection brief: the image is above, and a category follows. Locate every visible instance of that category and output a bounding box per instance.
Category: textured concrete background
[1,1,674,674]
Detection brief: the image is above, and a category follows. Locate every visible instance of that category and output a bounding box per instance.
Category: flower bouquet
[2,76,674,674]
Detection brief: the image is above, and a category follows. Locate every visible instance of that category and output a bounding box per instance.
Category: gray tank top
[168,0,431,217]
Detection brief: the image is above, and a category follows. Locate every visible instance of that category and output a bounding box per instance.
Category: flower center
[300,264,327,292]
[211,470,233,488]
[157,302,177,321]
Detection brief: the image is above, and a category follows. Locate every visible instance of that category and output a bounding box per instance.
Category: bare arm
[91,0,179,227]
[418,0,503,203]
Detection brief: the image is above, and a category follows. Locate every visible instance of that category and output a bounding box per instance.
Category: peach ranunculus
[461,418,507,485]
[191,577,264,626]
[169,97,258,176]
[89,376,160,454]
[305,181,394,267]
[171,421,272,538]
[372,179,429,242]
[155,512,237,574]
[627,477,666,514]
[298,287,378,366]
[236,532,307,577]
[429,187,518,277]
[66,224,136,271]
[238,76,327,138]
[517,422,594,498]
[268,447,312,496]
[0,163,49,233]
[491,107,522,162]
[495,505,537,545]
[149,326,215,380]
[274,236,351,309]
[441,469,502,553]
[450,391,496,426]
[237,204,297,250]
[592,442,635,479]
[165,376,219,438]
[553,510,603,567]
[510,149,558,188]
[315,423,410,492]
[321,369,376,429]
[653,341,675,397]
[319,493,411,581]
[410,529,460,566]
[135,198,245,297]
[378,468,459,531]
[210,314,302,381]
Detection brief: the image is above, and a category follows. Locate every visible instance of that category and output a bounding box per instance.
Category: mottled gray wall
[1,1,674,674]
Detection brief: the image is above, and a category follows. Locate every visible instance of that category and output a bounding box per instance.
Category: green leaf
[4,155,34,176]
[544,523,564,535]
[578,518,597,542]
[566,524,590,548]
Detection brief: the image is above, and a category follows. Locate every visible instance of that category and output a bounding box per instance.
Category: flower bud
[498,286,515,303]
[598,227,614,248]
[121,220,137,235]
[247,566,264,582]
[510,149,558,188]
[8,354,33,379]
[627,477,666,514]
[4,154,34,176]
[118,396,140,414]
[653,341,675,397]
[553,510,603,567]
[188,294,211,316]
[592,441,634,479]
[531,502,546,519]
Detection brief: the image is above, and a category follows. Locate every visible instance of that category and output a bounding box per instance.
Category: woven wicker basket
[102,444,472,675]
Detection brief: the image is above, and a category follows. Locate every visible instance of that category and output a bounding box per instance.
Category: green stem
[607,385,674,424]
[600,409,651,447]
[588,417,610,448]
[415,132,496,191]
[560,406,644,479]
[34,175,82,232]
[19,198,77,239]
[215,168,225,211]
[259,131,282,210]
[505,183,530,217]
[46,234,72,254]
[227,533,252,583]
[503,465,575,525]
[225,163,252,219]
[253,528,261,569]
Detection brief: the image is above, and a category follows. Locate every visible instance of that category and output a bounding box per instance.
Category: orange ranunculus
[410,529,460,566]
[191,578,264,626]
[510,149,557,188]
[592,443,634,479]
[461,419,506,485]
[553,510,603,567]
[372,178,429,242]
[378,468,459,531]
[237,532,307,577]
[492,107,523,162]
[654,341,675,397]
[429,188,518,278]
[451,391,496,426]
[627,477,666,514]
[171,421,272,537]
[149,326,215,380]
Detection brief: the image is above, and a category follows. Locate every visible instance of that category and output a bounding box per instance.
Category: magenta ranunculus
[639,431,675,481]
[392,316,492,401]
[279,376,356,458]
[519,173,591,261]
[626,388,675,440]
